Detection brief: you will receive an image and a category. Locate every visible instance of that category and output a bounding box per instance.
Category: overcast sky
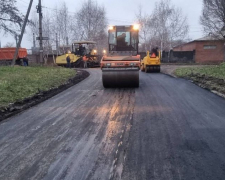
[0,0,203,49]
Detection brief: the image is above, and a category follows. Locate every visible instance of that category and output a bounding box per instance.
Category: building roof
[73,41,96,44]
[173,34,224,49]
[194,34,224,41]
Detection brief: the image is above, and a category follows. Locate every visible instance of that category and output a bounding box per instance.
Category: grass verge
[0,66,76,107]
[175,63,225,79]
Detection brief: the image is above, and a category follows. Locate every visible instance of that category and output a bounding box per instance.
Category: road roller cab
[101,25,140,88]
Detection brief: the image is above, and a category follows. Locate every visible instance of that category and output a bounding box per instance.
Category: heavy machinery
[56,41,100,67]
[101,25,140,88]
[0,48,27,66]
[140,50,161,73]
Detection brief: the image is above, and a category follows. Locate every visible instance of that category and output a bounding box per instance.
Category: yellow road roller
[141,50,161,73]
[56,41,99,67]
[101,25,140,88]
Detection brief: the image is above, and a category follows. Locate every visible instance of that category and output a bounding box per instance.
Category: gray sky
[0,0,203,49]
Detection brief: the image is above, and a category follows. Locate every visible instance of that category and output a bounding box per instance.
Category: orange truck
[0,47,27,65]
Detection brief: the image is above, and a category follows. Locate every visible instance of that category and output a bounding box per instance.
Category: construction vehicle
[0,48,27,66]
[140,50,161,73]
[56,41,100,67]
[101,25,140,88]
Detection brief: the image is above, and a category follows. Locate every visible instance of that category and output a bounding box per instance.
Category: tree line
[29,0,108,55]
[0,0,224,53]
[136,0,189,52]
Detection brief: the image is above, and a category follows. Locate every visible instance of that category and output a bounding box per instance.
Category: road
[0,69,225,180]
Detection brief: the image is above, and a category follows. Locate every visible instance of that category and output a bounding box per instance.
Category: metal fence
[162,50,195,63]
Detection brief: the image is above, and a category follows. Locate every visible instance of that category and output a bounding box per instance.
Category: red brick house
[173,36,225,63]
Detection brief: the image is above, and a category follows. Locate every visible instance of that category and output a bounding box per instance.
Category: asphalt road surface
[1,69,225,180]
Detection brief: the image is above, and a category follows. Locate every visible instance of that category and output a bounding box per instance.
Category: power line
[41,5,135,23]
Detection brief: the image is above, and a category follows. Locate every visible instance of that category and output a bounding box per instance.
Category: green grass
[175,63,225,79]
[0,66,76,107]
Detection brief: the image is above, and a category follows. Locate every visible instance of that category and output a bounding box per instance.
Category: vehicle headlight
[93,50,97,53]
[106,63,111,67]
[133,24,140,30]
[108,26,114,30]
[103,49,106,54]
[130,63,136,66]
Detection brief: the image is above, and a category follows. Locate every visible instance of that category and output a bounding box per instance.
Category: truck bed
[0,48,27,60]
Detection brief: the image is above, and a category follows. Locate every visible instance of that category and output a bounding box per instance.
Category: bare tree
[152,0,189,51]
[72,0,108,53]
[75,0,107,41]
[0,0,24,35]
[49,2,76,54]
[54,2,70,45]
[136,5,153,51]
[136,0,189,52]
[4,42,15,47]
[29,2,72,55]
[200,0,225,37]
[29,11,53,53]
[28,0,108,54]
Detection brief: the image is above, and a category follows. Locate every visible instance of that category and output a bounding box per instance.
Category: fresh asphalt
[0,69,225,180]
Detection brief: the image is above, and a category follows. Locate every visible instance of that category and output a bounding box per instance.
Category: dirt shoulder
[0,69,89,122]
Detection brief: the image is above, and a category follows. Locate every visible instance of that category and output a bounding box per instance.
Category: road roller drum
[102,68,139,88]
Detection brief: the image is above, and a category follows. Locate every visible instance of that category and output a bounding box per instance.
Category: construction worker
[83,55,88,68]
[155,47,159,56]
[66,51,71,68]
[151,47,158,57]
[79,44,84,56]
[117,33,127,50]
[23,56,29,66]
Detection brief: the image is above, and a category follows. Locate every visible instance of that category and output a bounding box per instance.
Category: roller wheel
[103,83,110,88]
[145,66,148,73]
[158,66,161,72]
[141,64,145,72]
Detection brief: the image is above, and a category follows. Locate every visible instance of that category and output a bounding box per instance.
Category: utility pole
[12,0,33,66]
[59,34,60,54]
[66,37,69,46]
[56,33,58,56]
[37,0,43,63]
[33,33,36,47]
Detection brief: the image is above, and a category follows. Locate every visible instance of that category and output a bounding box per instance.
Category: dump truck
[56,41,100,68]
[101,25,140,88]
[140,50,161,73]
[0,48,27,66]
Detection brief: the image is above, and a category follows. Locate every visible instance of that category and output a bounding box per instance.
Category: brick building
[173,36,225,63]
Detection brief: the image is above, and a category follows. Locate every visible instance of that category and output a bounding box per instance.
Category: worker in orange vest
[83,55,88,68]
